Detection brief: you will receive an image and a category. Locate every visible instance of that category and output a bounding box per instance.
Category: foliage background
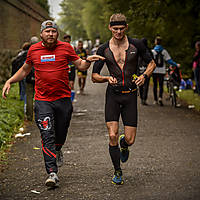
[58,0,200,76]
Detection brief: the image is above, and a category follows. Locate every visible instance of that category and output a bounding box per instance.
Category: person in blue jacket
[152,36,180,106]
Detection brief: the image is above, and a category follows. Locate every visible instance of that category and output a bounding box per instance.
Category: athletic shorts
[105,86,138,127]
[77,69,87,77]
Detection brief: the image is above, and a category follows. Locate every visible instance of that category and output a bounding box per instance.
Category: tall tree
[81,0,110,43]
[58,0,87,40]
[58,0,200,74]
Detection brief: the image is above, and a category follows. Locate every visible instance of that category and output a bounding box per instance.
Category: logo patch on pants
[38,117,52,130]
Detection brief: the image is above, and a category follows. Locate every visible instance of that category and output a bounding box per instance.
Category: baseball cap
[40,20,58,32]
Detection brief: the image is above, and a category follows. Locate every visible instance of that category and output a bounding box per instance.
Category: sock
[109,145,121,171]
[120,137,129,148]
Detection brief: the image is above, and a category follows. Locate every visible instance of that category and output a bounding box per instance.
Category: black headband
[110,21,127,27]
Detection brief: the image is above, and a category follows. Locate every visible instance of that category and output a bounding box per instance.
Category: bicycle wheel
[171,88,177,107]
[166,80,170,101]
[169,82,174,106]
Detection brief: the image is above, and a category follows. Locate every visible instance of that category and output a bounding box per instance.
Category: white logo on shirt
[41,55,55,62]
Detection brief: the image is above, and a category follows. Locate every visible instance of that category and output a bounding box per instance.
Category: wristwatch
[142,73,148,79]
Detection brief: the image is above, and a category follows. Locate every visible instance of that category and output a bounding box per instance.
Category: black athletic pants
[152,73,165,101]
[34,97,73,174]
[139,77,150,101]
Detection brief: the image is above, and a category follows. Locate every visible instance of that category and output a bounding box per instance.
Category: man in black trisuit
[92,13,156,185]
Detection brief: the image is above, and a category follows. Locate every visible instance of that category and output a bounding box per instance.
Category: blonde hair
[110,13,126,22]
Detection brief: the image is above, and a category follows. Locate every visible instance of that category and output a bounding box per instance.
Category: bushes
[0,83,24,150]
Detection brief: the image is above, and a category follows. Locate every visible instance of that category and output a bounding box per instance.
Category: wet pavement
[0,67,200,200]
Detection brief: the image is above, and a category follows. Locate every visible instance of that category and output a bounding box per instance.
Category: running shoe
[158,98,164,106]
[45,172,59,187]
[112,170,123,185]
[119,134,129,163]
[153,100,158,105]
[56,150,63,167]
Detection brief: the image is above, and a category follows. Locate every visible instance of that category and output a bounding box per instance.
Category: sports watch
[142,73,148,79]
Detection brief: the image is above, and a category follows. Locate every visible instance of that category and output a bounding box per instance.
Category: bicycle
[165,66,181,107]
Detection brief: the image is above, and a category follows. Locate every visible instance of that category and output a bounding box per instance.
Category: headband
[110,21,127,27]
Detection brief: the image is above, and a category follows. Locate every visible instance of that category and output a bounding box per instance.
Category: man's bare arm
[73,55,105,71]
[92,73,117,85]
[143,60,156,77]
[135,60,156,86]
[2,63,32,99]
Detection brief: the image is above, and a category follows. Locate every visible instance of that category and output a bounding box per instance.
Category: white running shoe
[45,172,59,187]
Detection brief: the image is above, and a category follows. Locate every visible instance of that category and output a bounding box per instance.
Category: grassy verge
[177,89,200,112]
[0,83,24,164]
[151,78,200,112]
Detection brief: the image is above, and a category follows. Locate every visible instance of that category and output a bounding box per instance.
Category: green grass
[0,83,24,162]
[177,89,200,112]
[161,77,200,111]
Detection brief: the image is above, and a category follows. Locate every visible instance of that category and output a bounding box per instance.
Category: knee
[109,132,118,145]
[125,135,136,146]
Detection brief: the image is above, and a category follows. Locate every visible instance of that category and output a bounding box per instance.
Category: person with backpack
[25,36,39,121]
[11,42,31,112]
[152,36,180,106]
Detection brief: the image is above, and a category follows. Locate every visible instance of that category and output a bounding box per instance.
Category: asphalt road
[0,68,200,200]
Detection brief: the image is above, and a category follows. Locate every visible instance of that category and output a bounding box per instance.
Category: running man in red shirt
[2,20,104,188]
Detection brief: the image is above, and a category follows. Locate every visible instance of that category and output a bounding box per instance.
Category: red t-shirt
[26,41,79,101]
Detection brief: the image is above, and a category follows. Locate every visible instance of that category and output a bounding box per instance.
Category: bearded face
[40,28,58,46]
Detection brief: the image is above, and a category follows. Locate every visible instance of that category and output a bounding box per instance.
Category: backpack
[26,67,35,84]
[11,51,27,76]
[155,50,164,68]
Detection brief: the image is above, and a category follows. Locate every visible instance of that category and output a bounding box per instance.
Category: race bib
[41,55,55,62]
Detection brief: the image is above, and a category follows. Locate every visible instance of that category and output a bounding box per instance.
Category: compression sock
[109,145,121,171]
[120,137,130,148]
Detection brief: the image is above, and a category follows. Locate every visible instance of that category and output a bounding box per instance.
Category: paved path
[0,68,200,200]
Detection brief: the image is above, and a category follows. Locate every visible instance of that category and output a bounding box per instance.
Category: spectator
[138,38,153,105]
[152,36,180,106]
[25,36,39,121]
[11,42,31,112]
